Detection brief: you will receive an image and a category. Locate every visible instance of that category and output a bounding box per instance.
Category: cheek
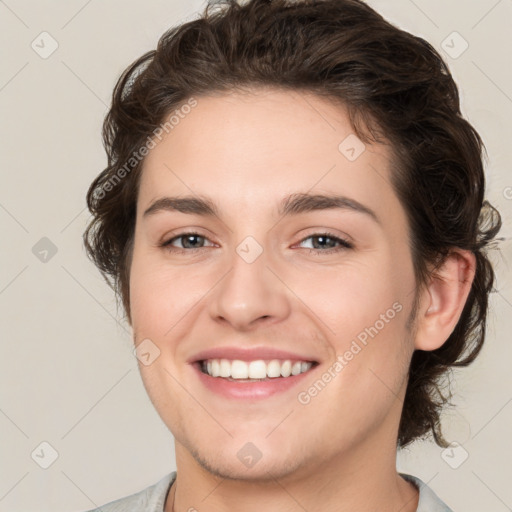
[312,250,412,381]
[129,245,174,335]
[295,257,403,340]
[129,248,214,340]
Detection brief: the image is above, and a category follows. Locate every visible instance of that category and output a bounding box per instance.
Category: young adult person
[82,1,502,510]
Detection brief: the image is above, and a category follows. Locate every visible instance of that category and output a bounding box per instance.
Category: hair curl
[83,0,502,448]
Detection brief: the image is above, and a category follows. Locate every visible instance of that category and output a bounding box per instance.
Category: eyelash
[160,231,353,255]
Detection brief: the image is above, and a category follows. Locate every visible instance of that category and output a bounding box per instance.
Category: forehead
[137,88,401,226]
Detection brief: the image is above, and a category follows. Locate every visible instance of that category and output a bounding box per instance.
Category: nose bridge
[208,232,290,329]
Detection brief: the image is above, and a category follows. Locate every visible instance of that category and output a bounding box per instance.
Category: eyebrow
[142,192,380,224]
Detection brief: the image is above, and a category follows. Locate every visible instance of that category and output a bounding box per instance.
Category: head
[83,0,501,477]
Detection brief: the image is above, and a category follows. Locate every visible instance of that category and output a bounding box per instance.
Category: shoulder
[400,473,454,512]
[80,471,176,512]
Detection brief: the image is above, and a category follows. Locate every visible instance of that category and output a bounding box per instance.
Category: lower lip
[193,363,317,400]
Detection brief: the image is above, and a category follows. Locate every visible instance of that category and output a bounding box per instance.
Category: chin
[196,451,304,482]
[180,433,314,483]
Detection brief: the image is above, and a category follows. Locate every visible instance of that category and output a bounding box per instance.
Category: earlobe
[413,250,476,351]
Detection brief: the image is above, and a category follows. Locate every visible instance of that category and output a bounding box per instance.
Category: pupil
[184,235,201,248]
[316,235,331,248]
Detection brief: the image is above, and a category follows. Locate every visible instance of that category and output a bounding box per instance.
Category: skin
[128,87,475,512]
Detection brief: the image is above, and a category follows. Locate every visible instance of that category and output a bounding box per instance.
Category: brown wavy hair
[83,0,502,448]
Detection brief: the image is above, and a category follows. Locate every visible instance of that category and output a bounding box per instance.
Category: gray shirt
[82,471,453,511]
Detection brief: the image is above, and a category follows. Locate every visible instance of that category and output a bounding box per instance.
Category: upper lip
[188,347,319,364]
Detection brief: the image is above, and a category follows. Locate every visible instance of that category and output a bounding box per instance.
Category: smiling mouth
[198,358,319,381]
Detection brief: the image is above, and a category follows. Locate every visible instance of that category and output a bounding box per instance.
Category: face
[129,88,418,482]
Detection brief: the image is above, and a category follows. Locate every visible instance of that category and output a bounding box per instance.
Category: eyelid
[296,227,354,245]
[160,230,215,250]
[159,226,213,244]
[294,231,354,252]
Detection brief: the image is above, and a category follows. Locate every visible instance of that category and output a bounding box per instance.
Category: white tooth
[267,359,282,378]
[231,360,249,379]
[205,358,313,379]
[291,361,302,375]
[248,360,267,379]
[219,359,231,377]
[280,360,292,377]
[211,359,220,377]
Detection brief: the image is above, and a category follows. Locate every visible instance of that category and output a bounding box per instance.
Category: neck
[165,433,419,512]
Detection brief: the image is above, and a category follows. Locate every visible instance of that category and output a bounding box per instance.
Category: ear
[414,249,476,351]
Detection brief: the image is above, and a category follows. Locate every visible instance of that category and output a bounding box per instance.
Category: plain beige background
[1,1,511,511]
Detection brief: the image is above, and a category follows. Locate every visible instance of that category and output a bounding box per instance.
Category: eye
[297,232,353,254]
[160,231,353,255]
[160,232,214,253]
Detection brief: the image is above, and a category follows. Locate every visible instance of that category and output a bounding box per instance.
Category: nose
[208,244,291,331]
